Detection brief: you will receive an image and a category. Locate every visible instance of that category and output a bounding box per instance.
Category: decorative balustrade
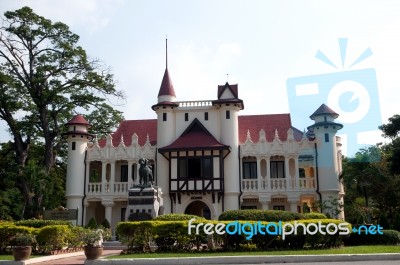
[87,182,130,195]
[241,179,258,190]
[177,100,213,108]
[241,177,316,192]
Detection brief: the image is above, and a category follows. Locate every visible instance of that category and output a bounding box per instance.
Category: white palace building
[64,62,345,229]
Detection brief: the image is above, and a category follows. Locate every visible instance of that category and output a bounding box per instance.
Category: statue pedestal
[125,185,163,220]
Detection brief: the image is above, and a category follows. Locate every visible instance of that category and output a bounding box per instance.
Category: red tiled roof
[66,114,90,126]
[97,114,304,148]
[238,114,303,143]
[159,119,229,151]
[158,69,176,97]
[98,119,157,147]
[310,104,339,119]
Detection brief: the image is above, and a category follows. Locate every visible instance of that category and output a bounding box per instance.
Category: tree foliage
[342,115,400,229]
[0,6,124,219]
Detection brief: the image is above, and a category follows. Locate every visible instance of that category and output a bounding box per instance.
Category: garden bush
[0,223,36,254]
[116,221,154,252]
[344,229,400,246]
[36,225,71,253]
[219,210,304,222]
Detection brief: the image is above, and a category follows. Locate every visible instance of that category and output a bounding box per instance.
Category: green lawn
[107,245,400,259]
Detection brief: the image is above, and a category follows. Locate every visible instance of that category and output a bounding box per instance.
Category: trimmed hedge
[0,223,36,253]
[15,219,71,228]
[344,229,400,246]
[218,210,327,222]
[153,213,205,221]
[116,219,351,252]
[37,225,71,253]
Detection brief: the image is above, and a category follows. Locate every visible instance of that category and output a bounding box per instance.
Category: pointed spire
[157,38,176,102]
[287,128,294,141]
[302,129,308,140]
[132,133,139,145]
[94,135,100,148]
[246,129,252,143]
[259,129,266,142]
[119,134,125,147]
[274,129,280,140]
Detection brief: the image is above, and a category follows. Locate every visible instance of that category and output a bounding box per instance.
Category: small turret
[64,114,93,225]
[308,104,344,219]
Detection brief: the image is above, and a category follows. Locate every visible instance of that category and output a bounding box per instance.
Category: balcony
[87,182,130,195]
[241,178,316,192]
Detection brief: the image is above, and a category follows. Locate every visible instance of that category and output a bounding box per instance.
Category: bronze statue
[138,158,153,186]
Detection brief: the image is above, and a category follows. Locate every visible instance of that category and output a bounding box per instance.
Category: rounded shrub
[36,225,71,253]
[344,229,400,246]
[218,210,304,222]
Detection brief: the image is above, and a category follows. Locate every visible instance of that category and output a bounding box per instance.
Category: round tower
[213,82,244,211]
[307,104,344,219]
[64,115,93,225]
[151,42,178,213]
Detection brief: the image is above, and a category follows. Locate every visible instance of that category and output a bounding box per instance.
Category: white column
[128,161,133,189]
[110,161,115,193]
[136,163,140,185]
[288,200,298,213]
[83,201,89,226]
[102,199,114,232]
[256,157,261,190]
[101,161,107,192]
[266,156,271,191]
[285,157,290,190]
[294,156,299,190]
[85,161,90,194]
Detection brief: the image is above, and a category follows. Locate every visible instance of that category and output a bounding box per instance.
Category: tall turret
[152,39,178,213]
[64,115,93,225]
[212,82,244,211]
[307,104,344,219]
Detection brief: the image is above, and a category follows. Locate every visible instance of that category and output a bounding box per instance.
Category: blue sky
[1,0,400,156]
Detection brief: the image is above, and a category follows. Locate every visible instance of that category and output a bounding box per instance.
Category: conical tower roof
[158,68,176,98]
[310,103,339,120]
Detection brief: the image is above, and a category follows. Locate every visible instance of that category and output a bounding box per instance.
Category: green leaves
[0,6,125,219]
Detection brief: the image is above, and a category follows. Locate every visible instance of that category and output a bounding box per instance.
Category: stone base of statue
[125,185,163,220]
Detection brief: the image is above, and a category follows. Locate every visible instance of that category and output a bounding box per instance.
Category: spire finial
[226,73,229,83]
[166,36,168,69]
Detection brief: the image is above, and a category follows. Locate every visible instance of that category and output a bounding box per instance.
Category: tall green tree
[0,7,124,219]
[0,6,124,172]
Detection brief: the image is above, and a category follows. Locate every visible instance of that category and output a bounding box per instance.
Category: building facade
[64,65,345,229]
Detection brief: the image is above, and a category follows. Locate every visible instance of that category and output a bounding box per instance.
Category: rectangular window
[121,208,126,221]
[72,142,76,150]
[270,161,285,178]
[121,165,128,182]
[163,113,167,121]
[243,162,257,179]
[299,168,305,178]
[178,157,212,179]
[325,133,329,142]
[273,205,285,211]
[185,113,188,121]
[226,110,230,119]
[204,112,208,121]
